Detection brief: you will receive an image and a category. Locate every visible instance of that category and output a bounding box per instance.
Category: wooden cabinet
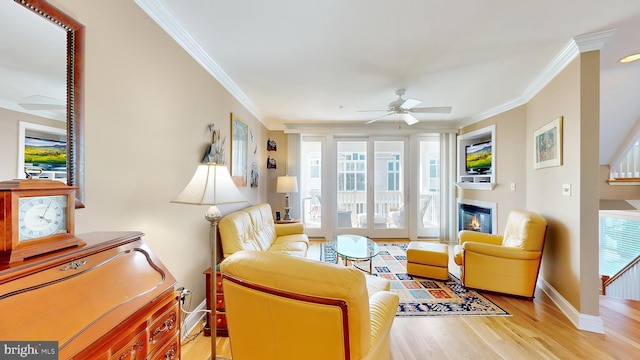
[0,231,179,359]
[203,266,228,336]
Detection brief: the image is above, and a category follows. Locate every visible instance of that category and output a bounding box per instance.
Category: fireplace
[457,199,496,234]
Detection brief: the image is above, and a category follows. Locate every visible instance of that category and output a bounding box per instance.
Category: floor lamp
[276,175,298,221]
[171,163,246,360]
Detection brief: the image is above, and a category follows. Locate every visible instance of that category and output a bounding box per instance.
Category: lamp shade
[171,164,246,205]
[276,175,298,193]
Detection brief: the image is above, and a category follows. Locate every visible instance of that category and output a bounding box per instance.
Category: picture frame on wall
[534,116,563,169]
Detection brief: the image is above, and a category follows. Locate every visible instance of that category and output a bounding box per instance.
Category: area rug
[322,242,510,317]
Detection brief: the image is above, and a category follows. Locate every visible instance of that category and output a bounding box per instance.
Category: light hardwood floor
[181,242,640,359]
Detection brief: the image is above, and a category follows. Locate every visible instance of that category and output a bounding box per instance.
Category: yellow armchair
[453,210,548,298]
[220,250,399,360]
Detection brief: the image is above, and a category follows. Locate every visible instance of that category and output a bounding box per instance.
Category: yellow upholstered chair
[453,210,548,298]
[220,250,399,360]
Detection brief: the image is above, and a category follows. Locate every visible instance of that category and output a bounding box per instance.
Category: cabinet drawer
[111,329,147,360]
[216,313,227,329]
[148,333,180,360]
[148,300,179,352]
[215,293,225,311]
[215,272,223,292]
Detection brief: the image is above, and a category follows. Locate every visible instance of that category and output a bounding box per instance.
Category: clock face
[18,195,68,242]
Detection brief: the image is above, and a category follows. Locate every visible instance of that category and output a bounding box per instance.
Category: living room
[1,1,639,359]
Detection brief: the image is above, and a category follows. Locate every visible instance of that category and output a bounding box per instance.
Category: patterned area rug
[323,242,510,317]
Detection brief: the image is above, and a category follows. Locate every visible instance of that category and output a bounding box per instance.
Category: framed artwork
[17,121,67,179]
[267,138,277,151]
[534,116,563,169]
[267,156,277,169]
[231,113,248,187]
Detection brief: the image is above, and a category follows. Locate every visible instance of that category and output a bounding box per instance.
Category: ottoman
[406,241,449,280]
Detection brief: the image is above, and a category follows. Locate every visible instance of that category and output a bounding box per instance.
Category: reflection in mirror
[0,0,85,207]
[231,113,248,188]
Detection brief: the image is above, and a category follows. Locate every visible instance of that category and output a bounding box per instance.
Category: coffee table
[328,234,380,274]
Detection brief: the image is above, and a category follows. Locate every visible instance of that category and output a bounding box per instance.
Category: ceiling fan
[18,95,65,111]
[360,89,452,125]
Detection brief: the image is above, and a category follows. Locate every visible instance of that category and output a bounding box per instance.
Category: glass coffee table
[328,234,380,274]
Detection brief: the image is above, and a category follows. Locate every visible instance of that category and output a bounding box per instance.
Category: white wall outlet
[562,183,571,196]
[510,182,516,191]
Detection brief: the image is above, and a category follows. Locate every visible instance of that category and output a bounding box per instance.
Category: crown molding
[574,29,616,53]
[134,0,263,123]
[468,29,616,125]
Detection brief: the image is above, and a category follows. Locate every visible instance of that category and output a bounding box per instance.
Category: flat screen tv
[465,140,492,174]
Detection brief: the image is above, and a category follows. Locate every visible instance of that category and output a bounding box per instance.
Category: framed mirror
[231,113,248,188]
[0,0,85,207]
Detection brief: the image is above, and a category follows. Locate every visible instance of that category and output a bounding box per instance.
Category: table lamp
[276,175,298,221]
[171,163,246,360]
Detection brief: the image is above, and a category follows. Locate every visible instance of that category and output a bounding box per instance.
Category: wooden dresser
[0,231,180,359]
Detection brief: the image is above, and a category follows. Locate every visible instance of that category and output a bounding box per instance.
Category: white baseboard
[181,299,208,340]
[539,278,604,334]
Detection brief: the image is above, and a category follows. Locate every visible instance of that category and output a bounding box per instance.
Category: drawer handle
[61,260,87,271]
[150,312,177,344]
[118,339,144,360]
[164,342,178,360]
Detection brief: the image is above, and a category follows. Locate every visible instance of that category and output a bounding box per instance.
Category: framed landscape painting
[534,116,562,169]
[18,121,67,178]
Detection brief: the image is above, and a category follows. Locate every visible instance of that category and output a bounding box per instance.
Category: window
[338,151,366,191]
[309,156,320,178]
[387,154,400,191]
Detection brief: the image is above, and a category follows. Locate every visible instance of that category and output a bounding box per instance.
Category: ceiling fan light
[619,53,640,63]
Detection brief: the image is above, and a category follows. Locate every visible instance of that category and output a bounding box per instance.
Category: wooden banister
[601,255,640,295]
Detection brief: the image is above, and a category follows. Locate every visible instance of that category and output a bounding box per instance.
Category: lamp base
[283,207,293,221]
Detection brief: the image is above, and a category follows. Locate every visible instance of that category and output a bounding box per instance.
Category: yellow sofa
[219,203,309,258]
[453,210,548,298]
[220,250,399,360]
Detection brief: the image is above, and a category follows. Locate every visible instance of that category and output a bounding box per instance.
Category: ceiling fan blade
[18,95,66,111]
[365,112,394,124]
[400,98,421,110]
[409,106,453,114]
[19,103,66,110]
[402,113,419,125]
[357,109,390,112]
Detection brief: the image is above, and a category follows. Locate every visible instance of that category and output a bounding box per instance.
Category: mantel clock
[0,179,84,263]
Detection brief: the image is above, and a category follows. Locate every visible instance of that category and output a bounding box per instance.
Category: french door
[299,134,445,240]
[335,137,408,238]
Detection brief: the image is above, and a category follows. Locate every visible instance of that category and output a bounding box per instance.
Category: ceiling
[3,1,640,165]
[136,0,640,165]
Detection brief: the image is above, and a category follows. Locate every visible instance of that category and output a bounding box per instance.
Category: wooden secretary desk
[0,231,180,359]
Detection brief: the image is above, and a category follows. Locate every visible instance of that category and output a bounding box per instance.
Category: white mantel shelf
[455,182,496,190]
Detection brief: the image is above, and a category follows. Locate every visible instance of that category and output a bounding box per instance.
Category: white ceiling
[0,0,66,121]
[3,1,639,165]
[136,0,640,165]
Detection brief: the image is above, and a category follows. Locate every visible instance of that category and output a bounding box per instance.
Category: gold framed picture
[534,116,563,169]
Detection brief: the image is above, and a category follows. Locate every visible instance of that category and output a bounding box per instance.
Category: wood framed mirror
[10,0,85,207]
